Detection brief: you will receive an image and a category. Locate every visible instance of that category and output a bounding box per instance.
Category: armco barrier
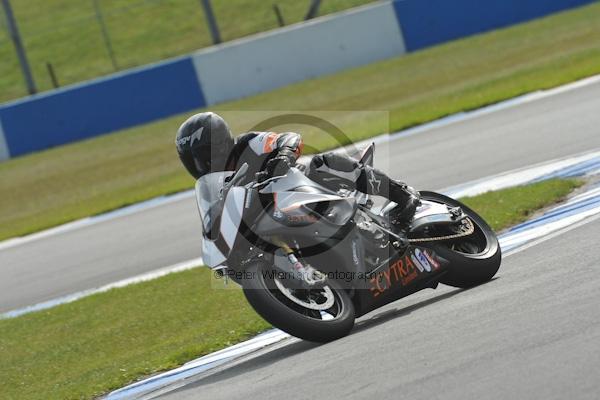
[392,0,597,51]
[0,57,205,158]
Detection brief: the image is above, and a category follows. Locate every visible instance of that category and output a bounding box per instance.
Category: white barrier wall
[192,2,405,105]
[0,120,9,161]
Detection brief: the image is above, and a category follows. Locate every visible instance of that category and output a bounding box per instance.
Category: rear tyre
[242,262,355,342]
[417,192,502,288]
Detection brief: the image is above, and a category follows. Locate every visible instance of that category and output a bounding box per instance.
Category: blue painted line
[518,196,600,225]
[106,329,290,399]
[533,158,600,182]
[107,184,600,397]
[506,195,600,233]
[109,358,231,399]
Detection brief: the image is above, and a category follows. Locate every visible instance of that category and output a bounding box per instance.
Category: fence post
[92,0,118,71]
[46,62,59,88]
[1,0,37,95]
[273,4,285,27]
[199,0,221,44]
[304,0,322,20]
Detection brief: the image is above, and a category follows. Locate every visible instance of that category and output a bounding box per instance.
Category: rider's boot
[388,182,421,244]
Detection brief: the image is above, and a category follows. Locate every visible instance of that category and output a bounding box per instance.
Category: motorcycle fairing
[195,172,247,268]
[352,245,450,317]
[259,167,335,194]
[380,199,459,232]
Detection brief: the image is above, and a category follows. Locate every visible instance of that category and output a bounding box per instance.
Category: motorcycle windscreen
[195,172,247,268]
[195,171,234,235]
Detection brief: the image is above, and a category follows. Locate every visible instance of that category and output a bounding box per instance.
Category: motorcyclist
[175,112,420,233]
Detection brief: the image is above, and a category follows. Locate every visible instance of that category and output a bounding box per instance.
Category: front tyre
[242,262,355,342]
[418,192,502,288]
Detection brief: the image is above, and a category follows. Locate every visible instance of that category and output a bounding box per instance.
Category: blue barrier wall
[0,57,205,157]
[0,0,596,160]
[393,0,597,51]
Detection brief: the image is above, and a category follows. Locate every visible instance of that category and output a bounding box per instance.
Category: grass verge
[0,0,373,103]
[1,2,600,241]
[0,178,582,400]
[460,179,583,231]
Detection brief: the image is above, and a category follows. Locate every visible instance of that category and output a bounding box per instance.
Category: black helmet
[175,112,234,179]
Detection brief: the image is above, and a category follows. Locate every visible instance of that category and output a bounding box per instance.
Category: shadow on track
[162,283,494,397]
[352,287,467,333]
[162,338,320,395]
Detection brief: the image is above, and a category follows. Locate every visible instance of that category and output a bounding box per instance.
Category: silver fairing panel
[410,200,456,230]
[260,168,357,226]
[380,199,455,231]
[195,172,246,268]
[258,168,337,195]
[220,187,246,249]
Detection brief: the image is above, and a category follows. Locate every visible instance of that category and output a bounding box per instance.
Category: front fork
[271,237,326,287]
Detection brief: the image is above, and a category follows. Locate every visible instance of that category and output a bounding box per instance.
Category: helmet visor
[193,142,231,177]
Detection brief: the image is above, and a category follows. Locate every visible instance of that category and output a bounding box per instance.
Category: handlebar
[224,163,248,190]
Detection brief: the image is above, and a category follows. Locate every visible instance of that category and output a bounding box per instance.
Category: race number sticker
[423,250,441,269]
[368,248,444,298]
[413,248,432,272]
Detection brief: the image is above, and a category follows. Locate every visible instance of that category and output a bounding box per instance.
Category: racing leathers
[227,131,420,231]
[225,131,303,182]
[307,152,420,229]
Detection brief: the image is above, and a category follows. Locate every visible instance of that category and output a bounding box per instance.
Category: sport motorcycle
[195,144,501,342]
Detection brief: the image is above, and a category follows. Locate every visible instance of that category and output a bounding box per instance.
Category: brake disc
[274,278,335,311]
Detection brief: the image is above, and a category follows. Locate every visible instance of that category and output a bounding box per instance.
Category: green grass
[0,269,270,399]
[2,2,600,241]
[460,179,583,231]
[0,0,373,103]
[0,178,581,400]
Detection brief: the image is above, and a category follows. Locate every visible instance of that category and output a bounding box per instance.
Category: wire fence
[0,0,372,104]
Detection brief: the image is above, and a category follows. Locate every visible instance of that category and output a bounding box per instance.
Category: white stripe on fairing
[0,117,10,161]
[1,73,600,252]
[220,187,246,249]
[105,184,600,399]
[0,257,204,319]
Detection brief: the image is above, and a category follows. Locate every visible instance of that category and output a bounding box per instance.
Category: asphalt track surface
[2,80,600,312]
[159,217,600,400]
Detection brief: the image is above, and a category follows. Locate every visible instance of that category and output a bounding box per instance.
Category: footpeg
[392,236,409,251]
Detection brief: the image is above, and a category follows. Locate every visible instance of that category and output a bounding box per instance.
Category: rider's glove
[256,170,270,183]
[266,150,295,177]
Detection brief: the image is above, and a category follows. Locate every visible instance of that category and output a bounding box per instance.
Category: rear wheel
[415,192,501,288]
[242,262,355,342]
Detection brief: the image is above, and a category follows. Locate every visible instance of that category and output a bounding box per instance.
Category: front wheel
[416,191,502,288]
[242,262,355,342]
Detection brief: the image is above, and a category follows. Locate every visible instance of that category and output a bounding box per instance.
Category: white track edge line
[4,152,600,318]
[0,257,204,319]
[106,190,600,399]
[503,213,600,257]
[1,73,599,251]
